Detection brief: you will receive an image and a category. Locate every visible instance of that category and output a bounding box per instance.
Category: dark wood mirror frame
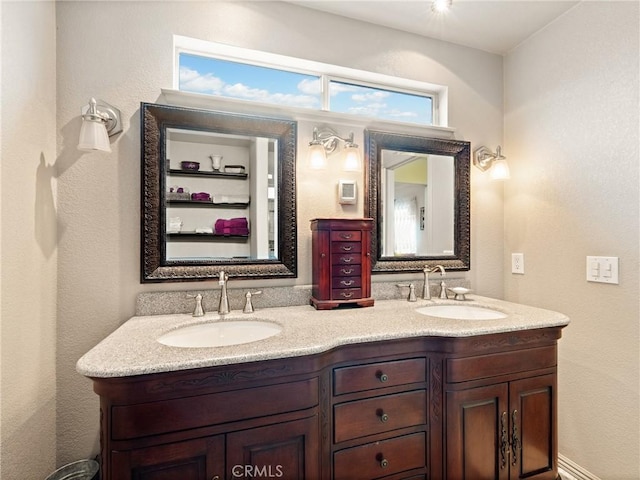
[364,129,471,273]
[141,102,297,282]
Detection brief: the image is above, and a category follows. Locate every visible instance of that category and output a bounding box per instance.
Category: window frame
[174,35,447,127]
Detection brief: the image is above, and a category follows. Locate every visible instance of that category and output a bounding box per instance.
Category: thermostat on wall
[338,180,357,205]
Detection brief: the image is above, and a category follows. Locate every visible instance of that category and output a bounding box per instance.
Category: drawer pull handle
[511,409,520,466]
[341,280,354,286]
[341,268,354,274]
[377,372,389,383]
[342,257,353,263]
[377,410,389,423]
[340,233,353,239]
[500,411,508,470]
[341,292,354,298]
[341,245,353,251]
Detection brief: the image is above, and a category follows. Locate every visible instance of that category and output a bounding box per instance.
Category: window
[179,53,322,109]
[175,36,446,127]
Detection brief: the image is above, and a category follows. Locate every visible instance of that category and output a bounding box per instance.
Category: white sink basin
[416,305,508,320]
[158,320,282,348]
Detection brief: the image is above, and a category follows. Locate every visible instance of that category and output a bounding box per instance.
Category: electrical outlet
[512,253,525,274]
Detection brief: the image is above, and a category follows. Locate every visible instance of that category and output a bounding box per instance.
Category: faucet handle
[187,293,205,317]
[396,283,417,302]
[243,291,263,314]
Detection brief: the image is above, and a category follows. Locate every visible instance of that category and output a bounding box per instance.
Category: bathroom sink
[415,305,508,320]
[158,320,282,348]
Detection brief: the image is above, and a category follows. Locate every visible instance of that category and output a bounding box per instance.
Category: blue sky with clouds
[179,53,432,125]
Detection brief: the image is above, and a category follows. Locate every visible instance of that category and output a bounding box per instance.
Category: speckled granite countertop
[76,296,569,378]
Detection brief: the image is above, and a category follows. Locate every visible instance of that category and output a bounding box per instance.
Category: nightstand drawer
[332,242,362,254]
[334,432,426,480]
[333,265,361,277]
[332,253,361,265]
[334,390,426,443]
[334,358,426,395]
[331,230,362,242]
[332,277,361,289]
[332,288,362,301]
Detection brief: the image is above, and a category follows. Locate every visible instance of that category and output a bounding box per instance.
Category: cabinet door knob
[377,410,389,423]
[377,372,389,382]
[380,458,389,468]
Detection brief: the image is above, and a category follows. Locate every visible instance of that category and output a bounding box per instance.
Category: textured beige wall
[504,2,640,477]
[54,1,504,464]
[1,1,58,478]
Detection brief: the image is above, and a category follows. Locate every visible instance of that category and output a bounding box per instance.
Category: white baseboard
[559,453,601,480]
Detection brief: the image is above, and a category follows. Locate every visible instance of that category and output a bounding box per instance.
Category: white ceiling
[289,1,579,55]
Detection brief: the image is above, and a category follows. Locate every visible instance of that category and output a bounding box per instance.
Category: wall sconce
[307,127,361,171]
[78,98,122,152]
[473,145,511,180]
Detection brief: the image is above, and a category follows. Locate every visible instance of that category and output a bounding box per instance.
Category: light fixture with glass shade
[307,127,361,171]
[78,98,122,152]
[473,145,510,180]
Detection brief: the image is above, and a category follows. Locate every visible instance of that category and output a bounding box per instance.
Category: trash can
[45,459,99,480]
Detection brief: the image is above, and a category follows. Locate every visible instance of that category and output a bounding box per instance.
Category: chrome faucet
[423,265,447,299]
[218,271,230,315]
[432,265,448,299]
[422,266,432,299]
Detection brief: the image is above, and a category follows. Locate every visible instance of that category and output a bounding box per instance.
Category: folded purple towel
[191,192,211,201]
[215,217,248,232]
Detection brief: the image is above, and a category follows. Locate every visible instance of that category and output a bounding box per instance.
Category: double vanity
[78,295,568,480]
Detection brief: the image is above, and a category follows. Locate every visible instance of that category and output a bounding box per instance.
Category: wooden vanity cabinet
[444,341,558,480]
[89,327,563,480]
[310,218,374,310]
[331,355,429,480]
[93,358,321,480]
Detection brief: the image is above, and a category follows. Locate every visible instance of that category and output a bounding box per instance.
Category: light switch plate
[586,256,619,284]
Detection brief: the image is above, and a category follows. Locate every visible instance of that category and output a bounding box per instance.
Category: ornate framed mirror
[364,129,470,273]
[141,103,297,282]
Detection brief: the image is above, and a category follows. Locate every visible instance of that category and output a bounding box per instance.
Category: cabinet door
[446,383,509,480]
[226,416,320,480]
[509,374,557,480]
[110,436,224,480]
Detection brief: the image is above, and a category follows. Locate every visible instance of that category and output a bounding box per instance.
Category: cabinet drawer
[111,378,318,440]
[332,253,361,265]
[332,242,362,254]
[334,358,426,395]
[334,432,426,480]
[334,390,426,443]
[332,288,362,301]
[331,230,362,242]
[333,265,361,277]
[332,277,361,289]
[446,345,557,383]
